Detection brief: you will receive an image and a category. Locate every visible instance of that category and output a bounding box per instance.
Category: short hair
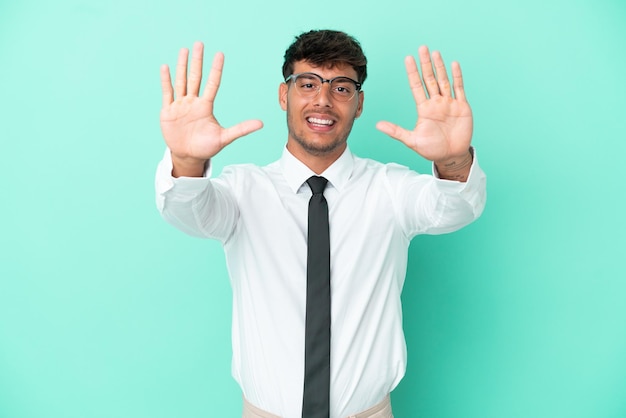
[282,30,368,84]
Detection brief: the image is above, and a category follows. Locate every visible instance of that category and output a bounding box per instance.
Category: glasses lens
[330,77,357,101]
[293,74,321,98]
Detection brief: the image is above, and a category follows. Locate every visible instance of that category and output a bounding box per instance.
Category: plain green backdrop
[1,0,625,417]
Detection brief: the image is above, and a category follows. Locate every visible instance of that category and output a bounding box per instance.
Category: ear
[279,83,288,111]
[355,91,364,118]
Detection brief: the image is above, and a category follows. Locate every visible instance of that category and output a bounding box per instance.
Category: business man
[155,30,486,418]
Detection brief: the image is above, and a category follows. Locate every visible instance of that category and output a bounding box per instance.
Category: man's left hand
[376,46,473,181]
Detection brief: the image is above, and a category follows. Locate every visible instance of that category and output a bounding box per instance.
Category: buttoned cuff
[432,147,482,191]
[155,148,213,211]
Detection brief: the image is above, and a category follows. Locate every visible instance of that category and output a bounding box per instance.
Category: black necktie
[302,176,331,418]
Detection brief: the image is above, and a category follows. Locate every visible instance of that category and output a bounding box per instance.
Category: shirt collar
[280,146,355,193]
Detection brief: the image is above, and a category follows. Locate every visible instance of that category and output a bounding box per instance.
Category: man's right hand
[160,42,263,177]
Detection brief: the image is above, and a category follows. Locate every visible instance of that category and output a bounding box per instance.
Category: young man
[155,30,486,418]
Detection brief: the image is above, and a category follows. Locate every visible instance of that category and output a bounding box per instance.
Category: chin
[292,133,347,157]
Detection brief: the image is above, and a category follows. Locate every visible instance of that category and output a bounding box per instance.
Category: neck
[286,142,346,174]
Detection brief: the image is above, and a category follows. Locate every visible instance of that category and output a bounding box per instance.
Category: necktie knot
[306,176,328,195]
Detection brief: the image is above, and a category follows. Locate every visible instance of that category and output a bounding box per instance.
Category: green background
[1,0,625,417]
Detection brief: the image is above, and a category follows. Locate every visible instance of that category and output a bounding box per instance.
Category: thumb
[376,121,411,146]
[221,119,264,146]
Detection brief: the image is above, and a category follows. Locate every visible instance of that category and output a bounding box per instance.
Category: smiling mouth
[307,117,335,127]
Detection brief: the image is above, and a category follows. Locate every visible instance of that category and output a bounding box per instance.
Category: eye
[296,75,320,91]
[331,79,355,96]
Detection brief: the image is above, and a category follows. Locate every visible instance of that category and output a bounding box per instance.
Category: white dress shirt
[155,146,486,418]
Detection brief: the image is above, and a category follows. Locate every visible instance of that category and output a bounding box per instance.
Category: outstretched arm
[376,46,473,182]
[160,42,263,177]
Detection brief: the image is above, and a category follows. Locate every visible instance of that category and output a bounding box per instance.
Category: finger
[418,45,439,98]
[405,56,427,106]
[451,61,467,102]
[432,50,452,97]
[375,121,412,146]
[174,47,189,98]
[160,64,174,107]
[221,119,264,145]
[202,52,225,108]
[188,41,204,96]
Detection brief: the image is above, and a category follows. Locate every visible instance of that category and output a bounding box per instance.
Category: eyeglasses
[285,72,362,102]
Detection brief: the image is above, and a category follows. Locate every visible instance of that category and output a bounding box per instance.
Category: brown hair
[282,30,368,84]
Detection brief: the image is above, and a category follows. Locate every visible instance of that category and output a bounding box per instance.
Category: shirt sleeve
[155,148,239,242]
[389,148,487,239]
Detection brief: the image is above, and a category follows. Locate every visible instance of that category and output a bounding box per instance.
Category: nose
[312,82,333,107]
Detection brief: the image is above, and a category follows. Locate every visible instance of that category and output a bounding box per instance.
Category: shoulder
[352,154,420,179]
[215,160,282,189]
[219,159,279,175]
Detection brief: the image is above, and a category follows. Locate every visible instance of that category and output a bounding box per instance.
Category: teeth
[307,117,334,126]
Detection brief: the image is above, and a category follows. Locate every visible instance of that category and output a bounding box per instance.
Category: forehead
[292,60,358,80]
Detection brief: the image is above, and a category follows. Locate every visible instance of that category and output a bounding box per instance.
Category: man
[155,30,486,418]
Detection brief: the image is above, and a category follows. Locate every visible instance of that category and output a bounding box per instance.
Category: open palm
[376,46,472,164]
[160,42,263,174]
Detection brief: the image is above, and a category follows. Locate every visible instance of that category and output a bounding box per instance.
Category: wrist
[434,148,473,181]
[435,149,472,168]
[171,154,209,178]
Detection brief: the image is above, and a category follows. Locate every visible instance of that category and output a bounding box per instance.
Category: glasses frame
[285,72,362,102]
